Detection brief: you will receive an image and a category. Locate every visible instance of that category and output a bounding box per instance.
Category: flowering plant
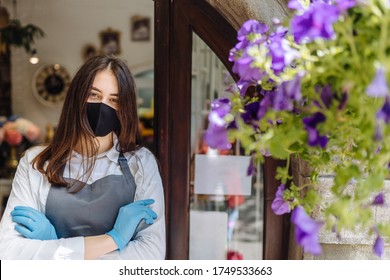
[0,116,41,146]
[205,0,390,257]
[3,129,23,147]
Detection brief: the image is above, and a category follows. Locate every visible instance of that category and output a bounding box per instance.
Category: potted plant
[0,4,44,54]
[205,0,390,258]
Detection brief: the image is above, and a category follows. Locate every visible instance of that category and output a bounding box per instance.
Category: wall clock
[32,64,71,106]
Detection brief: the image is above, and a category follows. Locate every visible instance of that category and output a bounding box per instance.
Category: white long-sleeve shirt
[0,143,166,260]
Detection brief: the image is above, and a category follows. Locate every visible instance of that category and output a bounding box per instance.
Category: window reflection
[189,34,263,260]
[134,68,154,153]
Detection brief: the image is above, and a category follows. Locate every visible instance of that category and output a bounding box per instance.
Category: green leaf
[332,164,361,195]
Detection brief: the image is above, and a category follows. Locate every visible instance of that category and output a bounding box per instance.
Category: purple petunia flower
[268,34,300,74]
[272,74,303,111]
[291,2,340,43]
[291,206,323,255]
[320,85,333,108]
[280,73,303,101]
[247,157,257,176]
[204,99,232,150]
[229,41,243,62]
[288,0,304,11]
[271,184,291,215]
[236,79,257,96]
[237,20,268,43]
[377,96,390,123]
[314,85,349,111]
[366,66,389,97]
[313,85,332,108]
[373,235,385,258]
[372,193,385,206]
[257,90,274,120]
[242,101,261,127]
[230,20,267,63]
[273,89,294,111]
[303,112,326,127]
[335,0,356,12]
[232,51,265,82]
[255,76,303,119]
[303,112,328,148]
[210,98,231,120]
[204,126,231,150]
[229,20,271,91]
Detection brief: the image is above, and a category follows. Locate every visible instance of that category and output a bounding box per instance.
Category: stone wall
[206,0,290,30]
[291,157,390,260]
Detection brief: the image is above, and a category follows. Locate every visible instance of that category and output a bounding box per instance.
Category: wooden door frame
[155,0,290,260]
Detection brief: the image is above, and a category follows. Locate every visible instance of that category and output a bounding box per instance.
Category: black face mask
[86,103,120,137]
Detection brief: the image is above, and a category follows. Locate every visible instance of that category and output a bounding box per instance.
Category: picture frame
[81,44,98,62]
[99,28,121,55]
[131,16,151,42]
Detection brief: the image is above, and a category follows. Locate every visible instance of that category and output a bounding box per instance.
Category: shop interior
[0,0,279,260]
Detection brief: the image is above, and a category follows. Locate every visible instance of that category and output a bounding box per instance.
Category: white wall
[3,0,154,135]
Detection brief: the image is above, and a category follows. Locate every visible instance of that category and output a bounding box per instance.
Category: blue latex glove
[11,206,58,240]
[106,199,157,251]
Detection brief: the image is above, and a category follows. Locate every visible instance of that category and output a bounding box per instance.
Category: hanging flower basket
[205,0,390,258]
[0,19,44,53]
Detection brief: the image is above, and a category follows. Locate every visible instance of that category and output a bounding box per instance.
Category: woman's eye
[89,92,99,98]
[110,98,118,103]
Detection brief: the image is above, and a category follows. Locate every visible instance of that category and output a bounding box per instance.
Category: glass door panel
[189,33,264,260]
[133,67,155,153]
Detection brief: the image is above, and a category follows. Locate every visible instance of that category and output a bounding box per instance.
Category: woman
[0,55,165,259]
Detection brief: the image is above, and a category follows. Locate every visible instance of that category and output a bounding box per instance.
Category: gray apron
[45,153,136,238]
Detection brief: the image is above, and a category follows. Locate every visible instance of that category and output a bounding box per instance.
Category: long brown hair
[32,55,141,190]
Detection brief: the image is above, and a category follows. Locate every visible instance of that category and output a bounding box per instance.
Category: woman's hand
[11,206,58,240]
[106,199,157,250]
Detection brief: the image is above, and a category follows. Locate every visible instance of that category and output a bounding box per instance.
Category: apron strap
[118,152,136,202]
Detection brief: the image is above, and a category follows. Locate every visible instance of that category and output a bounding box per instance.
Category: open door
[155,0,290,260]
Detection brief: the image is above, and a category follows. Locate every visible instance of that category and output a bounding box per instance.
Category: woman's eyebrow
[91,87,118,96]
[91,86,102,92]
